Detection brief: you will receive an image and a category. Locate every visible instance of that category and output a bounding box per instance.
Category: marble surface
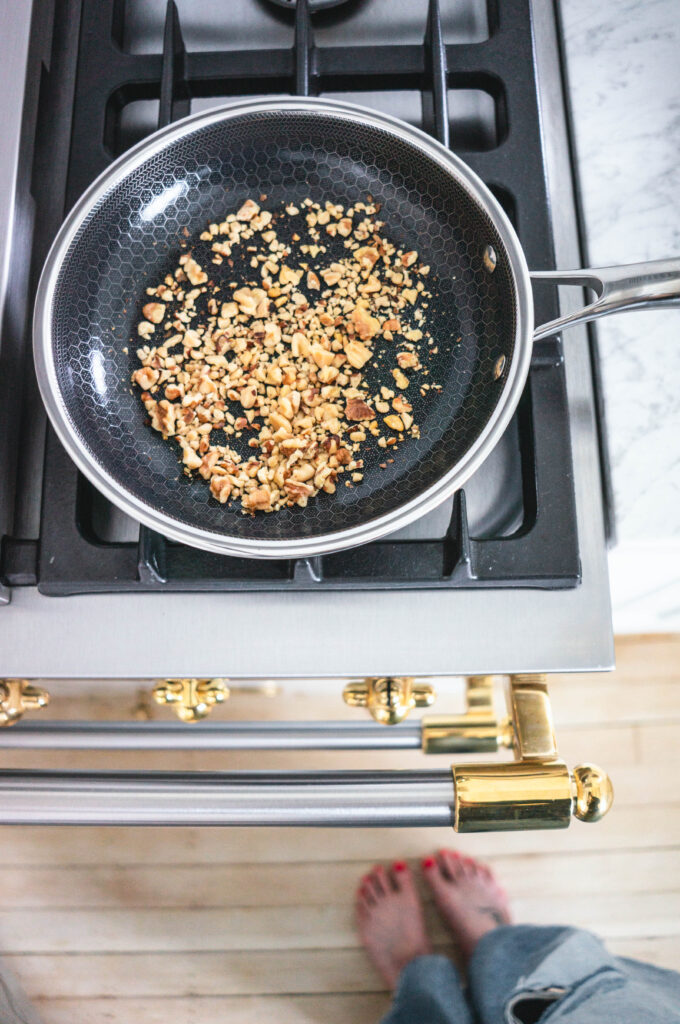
[561,0,680,543]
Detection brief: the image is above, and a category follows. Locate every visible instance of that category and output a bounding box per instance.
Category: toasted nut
[337,217,353,236]
[236,199,260,221]
[321,266,342,286]
[243,486,272,510]
[269,410,292,432]
[392,395,412,414]
[264,321,282,345]
[351,304,380,341]
[234,286,266,317]
[284,480,314,502]
[384,414,404,431]
[148,399,176,435]
[181,446,202,471]
[307,270,320,290]
[279,265,302,286]
[345,340,372,369]
[345,398,374,421]
[239,385,258,409]
[392,368,409,389]
[183,257,208,286]
[310,343,335,368]
[142,302,166,324]
[396,350,418,369]
[292,332,311,358]
[401,251,418,267]
[354,246,379,269]
[137,321,155,339]
[132,366,159,389]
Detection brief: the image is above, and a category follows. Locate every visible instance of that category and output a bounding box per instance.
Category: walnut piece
[142,302,166,324]
[345,398,374,421]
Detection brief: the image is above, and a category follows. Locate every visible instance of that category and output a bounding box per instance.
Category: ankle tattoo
[477,905,505,926]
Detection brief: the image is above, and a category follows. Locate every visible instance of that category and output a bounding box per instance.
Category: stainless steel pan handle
[531,257,680,341]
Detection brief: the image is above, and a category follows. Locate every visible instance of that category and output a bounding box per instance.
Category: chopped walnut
[132,366,159,389]
[142,302,166,324]
[345,340,372,369]
[396,351,419,369]
[183,257,208,286]
[345,398,374,421]
[243,486,272,510]
[137,321,155,339]
[131,194,435,514]
[236,199,260,221]
[354,246,379,269]
[351,304,380,342]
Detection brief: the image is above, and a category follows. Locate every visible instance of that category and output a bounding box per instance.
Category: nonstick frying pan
[34,98,680,558]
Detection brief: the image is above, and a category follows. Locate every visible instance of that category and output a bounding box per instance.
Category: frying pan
[34,98,680,559]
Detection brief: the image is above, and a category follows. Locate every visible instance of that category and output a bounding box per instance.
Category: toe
[390,860,416,895]
[359,875,376,904]
[421,853,438,878]
[439,849,463,881]
[368,865,388,899]
[422,854,449,895]
[461,856,478,878]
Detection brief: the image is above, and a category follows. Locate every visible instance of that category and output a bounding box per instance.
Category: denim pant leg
[0,957,44,1024]
[467,925,573,1023]
[466,924,680,1024]
[381,954,474,1024]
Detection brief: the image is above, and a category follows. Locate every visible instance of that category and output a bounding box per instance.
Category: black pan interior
[51,109,517,541]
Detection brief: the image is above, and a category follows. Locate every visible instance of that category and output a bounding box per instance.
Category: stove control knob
[0,680,50,727]
[343,677,435,725]
[152,678,229,723]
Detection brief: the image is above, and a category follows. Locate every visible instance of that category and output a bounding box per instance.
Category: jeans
[381,926,680,1024]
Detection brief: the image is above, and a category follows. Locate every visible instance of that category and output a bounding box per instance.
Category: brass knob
[571,763,614,823]
[0,680,50,727]
[343,677,435,725]
[152,678,229,722]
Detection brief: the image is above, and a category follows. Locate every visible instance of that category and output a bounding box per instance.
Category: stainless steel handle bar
[532,257,680,341]
[0,720,423,750]
[0,769,455,827]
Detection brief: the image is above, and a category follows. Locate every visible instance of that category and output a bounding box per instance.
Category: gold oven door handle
[423,675,613,832]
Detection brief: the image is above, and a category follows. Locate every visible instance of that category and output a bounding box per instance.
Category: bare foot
[356,861,432,988]
[422,850,511,959]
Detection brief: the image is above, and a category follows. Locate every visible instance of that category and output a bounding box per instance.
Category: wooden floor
[0,634,679,1023]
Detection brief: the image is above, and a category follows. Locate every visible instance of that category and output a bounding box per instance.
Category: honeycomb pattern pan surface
[33,98,533,558]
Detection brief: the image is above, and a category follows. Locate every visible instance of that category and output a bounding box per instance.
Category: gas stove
[0,0,613,679]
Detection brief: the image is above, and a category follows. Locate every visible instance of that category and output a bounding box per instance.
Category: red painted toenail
[422,856,436,868]
[393,861,407,872]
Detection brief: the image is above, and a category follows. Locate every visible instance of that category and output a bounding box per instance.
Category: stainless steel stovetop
[0,0,613,679]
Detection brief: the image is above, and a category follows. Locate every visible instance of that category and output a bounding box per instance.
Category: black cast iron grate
[1,0,580,593]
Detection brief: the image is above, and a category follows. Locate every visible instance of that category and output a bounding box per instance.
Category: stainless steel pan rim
[33,96,534,559]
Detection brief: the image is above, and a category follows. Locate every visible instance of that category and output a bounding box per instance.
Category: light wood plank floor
[0,635,678,1022]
